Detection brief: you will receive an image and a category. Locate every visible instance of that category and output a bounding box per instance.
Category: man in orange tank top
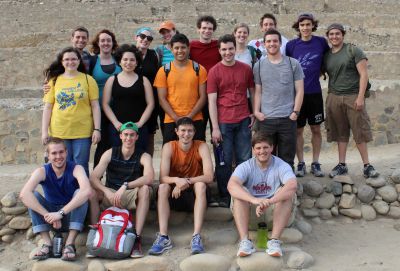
[149,117,214,256]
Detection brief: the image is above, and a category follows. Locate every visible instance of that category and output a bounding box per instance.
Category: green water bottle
[256,222,268,249]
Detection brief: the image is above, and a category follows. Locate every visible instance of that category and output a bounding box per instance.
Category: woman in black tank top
[102,44,155,152]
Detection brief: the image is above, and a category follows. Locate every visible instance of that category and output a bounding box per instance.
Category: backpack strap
[247,45,259,68]
[163,61,172,78]
[192,61,200,76]
[88,55,98,75]
[155,45,164,68]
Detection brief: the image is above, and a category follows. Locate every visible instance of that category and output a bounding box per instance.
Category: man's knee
[158,183,171,197]
[138,185,151,200]
[310,125,321,135]
[193,182,206,195]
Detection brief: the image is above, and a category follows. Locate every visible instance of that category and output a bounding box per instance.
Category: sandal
[61,244,76,261]
[32,243,52,261]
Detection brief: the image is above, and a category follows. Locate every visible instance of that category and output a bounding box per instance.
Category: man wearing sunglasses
[89,122,155,258]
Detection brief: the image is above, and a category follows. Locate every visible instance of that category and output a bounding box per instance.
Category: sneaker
[218,197,230,208]
[130,236,144,258]
[310,162,325,177]
[208,196,219,208]
[148,233,172,255]
[329,163,348,178]
[266,239,283,257]
[363,164,379,178]
[237,239,256,257]
[85,251,95,258]
[295,162,306,177]
[190,234,204,254]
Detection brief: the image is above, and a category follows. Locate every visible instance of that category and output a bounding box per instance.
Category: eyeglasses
[138,33,154,42]
[62,58,79,62]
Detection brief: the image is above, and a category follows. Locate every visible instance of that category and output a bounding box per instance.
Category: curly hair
[90,29,118,55]
[114,44,143,70]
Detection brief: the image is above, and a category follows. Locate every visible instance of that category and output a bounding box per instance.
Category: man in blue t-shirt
[228,132,297,258]
[286,13,330,178]
[20,137,92,261]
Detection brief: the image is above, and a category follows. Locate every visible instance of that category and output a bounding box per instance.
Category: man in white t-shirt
[228,131,297,258]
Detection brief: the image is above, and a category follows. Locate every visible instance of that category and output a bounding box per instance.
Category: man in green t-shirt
[323,23,379,179]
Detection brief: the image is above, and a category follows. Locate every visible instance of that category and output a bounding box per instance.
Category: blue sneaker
[191,234,204,254]
[148,233,172,255]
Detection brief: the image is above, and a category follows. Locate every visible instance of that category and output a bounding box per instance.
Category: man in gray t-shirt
[253,29,304,169]
[228,132,297,258]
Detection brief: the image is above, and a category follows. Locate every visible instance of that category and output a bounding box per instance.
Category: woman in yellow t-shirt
[42,47,101,176]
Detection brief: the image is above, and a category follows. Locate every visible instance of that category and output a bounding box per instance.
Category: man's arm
[254,84,265,121]
[158,87,179,122]
[90,149,113,194]
[208,92,221,144]
[159,143,189,190]
[355,59,368,111]
[127,153,154,189]
[186,142,213,184]
[90,99,101,144]
[20,167,49,216]
[268,179,297,205]
[289,79,304,121]
[227,176,263,205]
[187,82,206,119]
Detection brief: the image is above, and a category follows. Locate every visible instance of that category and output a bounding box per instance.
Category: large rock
[331,206,339,216]
[237,252,283,271]
[296,182,304,197]
[294,220,312,235]
[361,205,377,221]
[32,259,84,271]
[180,253,231,271]
[330,182,343,196]
[315,193,335,209]
[0,267,19,271]
[377,185,398,203]
[0,214,12,226]
[390,169,400,184]
[300,198,315,209]
[302,208,319,217]
[366,176,386,188]
[357,185,375,203]
[303,181,324,197]
[339,208,362,219]
[8,216,31,230]
[388,206,400,218]
[87,260,106,271]
[339,194,356,209]
[0,228,16,236]
[372,200,390,215]
[343,184,352,193]
[2,205,28,215]
[1,192,17,207]
[205,208,233,222]
[333,175,354,184]
[280,228,303,243]
[2,234,14,243]
[287,251,314,269]
[104,256,170,271]
[319,209,332,220]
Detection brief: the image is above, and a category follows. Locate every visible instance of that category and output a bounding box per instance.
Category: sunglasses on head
[138,33,154,41]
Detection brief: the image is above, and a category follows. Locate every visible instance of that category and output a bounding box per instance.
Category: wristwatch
[58,209,65,217]
[123,182,129,189]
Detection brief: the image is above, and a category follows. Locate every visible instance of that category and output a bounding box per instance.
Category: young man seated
[149,117,213,255]
[20,137,92,261]
[89,122,154,258]
[228,131,297,257]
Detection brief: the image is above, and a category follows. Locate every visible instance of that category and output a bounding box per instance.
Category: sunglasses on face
[138,33,154,42]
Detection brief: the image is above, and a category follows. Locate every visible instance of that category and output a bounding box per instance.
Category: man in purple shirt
[286,13,329,178]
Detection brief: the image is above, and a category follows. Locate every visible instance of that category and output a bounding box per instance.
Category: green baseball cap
[119,122,139,133]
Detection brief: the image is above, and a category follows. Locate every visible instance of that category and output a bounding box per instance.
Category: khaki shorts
[101,187,153,210]
[325,93,372,144]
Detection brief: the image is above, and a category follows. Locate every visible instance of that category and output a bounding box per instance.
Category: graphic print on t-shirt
[252,181,272,196]
[297,52,319,71]
[56,82,85,110]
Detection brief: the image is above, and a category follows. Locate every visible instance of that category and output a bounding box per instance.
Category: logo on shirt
[57,92,76,110]
[252,182,272,195]
[298,53,319,71]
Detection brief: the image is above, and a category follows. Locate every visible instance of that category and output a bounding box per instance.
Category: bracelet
[186,178,191,185]
[94,128,101,132]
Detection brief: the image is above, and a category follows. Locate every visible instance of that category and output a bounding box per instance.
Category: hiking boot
[363,164,380,178]
[311,162,325,177]
[148,233,172,255]
[266,239,283,257]
[190,234,204,254]
[295,162,306,177]
[329,163,348,178]
[237,239,256,257]
[130,236,144,258]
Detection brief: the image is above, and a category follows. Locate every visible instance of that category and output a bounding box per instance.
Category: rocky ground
[0,143,400,271]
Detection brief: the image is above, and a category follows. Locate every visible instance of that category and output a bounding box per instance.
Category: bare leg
[89,191,103,224]
[270,198,293,239]
[338,142,348,164]
[233,198,250,240]
[65,229,79,245]
[135,185,150,236]
[356,142,369,164]
[193,182,207,235]
[296,127,305,163]
[158,184,171,235]
[310,125,322,162]
[39,231,52,245]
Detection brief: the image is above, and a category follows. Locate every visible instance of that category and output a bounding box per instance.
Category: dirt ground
[0,143,399,270]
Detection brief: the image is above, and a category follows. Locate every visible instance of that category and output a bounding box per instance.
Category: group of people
[21,11,380,261]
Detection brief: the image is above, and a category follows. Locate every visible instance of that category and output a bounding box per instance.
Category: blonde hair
[233,23,250,35]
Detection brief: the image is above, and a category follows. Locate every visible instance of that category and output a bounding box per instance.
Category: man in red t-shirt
[207,34,255,207]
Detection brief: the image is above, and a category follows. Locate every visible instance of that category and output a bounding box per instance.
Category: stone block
[1,192,18,207]
[104,256,170,271]
[237,252,283,271]
[287,251,314,269]
[377,185,398,203]
[180,253,231,271]
[339,194,356,209]
[8,216,31,230]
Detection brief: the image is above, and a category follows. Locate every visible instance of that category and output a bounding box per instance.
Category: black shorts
[168,185,211,212]
[162,120,206,144]
[297,93,324,128]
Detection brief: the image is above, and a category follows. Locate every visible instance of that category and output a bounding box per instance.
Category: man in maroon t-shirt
[207,34,255,207]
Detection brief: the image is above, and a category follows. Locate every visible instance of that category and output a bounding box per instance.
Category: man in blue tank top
[89,121,154,258]
[20,137,92,261]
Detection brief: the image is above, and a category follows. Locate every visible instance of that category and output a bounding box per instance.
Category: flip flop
[32,244,52,261]
[61,244,76,261]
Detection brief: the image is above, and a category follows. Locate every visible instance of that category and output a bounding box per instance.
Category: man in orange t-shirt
[154,33,207,144]
[149,117,213,255]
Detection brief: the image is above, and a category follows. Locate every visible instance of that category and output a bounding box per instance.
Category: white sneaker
[237,239,256,257]
[266,239,283,257]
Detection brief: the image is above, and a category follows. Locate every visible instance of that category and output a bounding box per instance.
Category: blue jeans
[28,191,88,234]
[109,123,149,152]
[64,138,91,176]
[216,117,252,198]
[258,117,297,168]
